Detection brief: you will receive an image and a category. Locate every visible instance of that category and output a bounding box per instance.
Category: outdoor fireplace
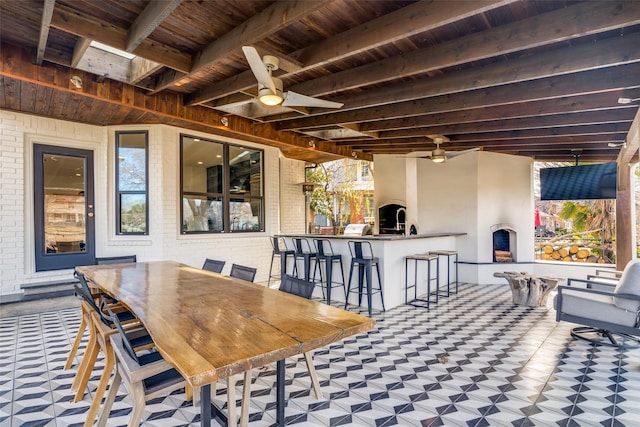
[491,224,517,262]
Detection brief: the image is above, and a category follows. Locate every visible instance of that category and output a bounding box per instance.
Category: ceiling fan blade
[282,91,344,109]
[447,147,480,158]
[404,151,432,158]
[242,46,276,95]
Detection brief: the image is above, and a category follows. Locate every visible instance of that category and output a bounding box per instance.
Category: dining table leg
[276,359,285,426]
[201,384,211,426]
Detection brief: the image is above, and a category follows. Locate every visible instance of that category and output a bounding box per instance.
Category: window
[181,135,264,233]
[116,131,148,234]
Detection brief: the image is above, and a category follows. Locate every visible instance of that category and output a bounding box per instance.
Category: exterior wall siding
[0,110,306,299]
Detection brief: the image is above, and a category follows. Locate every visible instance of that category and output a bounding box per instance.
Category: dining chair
[76,299,154,427]
[238,274,323,426]
[64,271,140,371]
[229,263,257,282]
[96,302,186,427]
[202,258,226,273]
[98,301,244,427]
[95,255,137,264]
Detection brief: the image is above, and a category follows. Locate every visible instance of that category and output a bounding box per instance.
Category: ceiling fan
[241,46,343,109]
[404,138,479,163]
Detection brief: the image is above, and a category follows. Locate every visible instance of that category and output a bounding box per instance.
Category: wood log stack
[540,244,603,263]
[494,250,513,262]
[494,272,562,307]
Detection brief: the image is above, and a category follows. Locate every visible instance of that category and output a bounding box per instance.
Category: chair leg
[128,381,147,427]
[239,370,252,427]
[72,334,100,401]
[268,253,275,287]
[71,323,97,392]
[303,352,323,399]
[96,366,122,427]
[64,310,87,370]
[345,263,355,309]
[83,344,116,427]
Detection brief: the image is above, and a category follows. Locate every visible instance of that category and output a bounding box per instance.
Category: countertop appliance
[343,224,372,236]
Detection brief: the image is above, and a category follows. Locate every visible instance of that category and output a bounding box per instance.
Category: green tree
[559,199,616,262]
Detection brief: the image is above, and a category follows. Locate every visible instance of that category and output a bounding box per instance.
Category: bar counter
[278,233,466,310]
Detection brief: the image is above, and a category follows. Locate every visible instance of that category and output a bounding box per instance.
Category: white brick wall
[0,110,308,297]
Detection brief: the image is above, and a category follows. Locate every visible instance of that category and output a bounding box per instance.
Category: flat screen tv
[540,162,617,201]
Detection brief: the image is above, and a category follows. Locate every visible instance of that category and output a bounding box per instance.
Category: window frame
[115,130,149,235]
[180,134,265,234]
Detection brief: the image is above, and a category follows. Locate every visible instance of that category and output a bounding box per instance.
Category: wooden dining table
[75,260,375,426]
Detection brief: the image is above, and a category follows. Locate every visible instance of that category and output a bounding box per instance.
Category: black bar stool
[268,236,295,287]
[313,238,346,305]
[429,250,459,296]
[345,240,385,317]
[291,237,321,283]
[404,254,439,309]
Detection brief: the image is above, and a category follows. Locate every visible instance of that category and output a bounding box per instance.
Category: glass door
[34,144,95,271]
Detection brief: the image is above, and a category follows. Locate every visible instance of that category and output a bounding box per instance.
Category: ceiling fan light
[431,148,446,163]
[258,77,284,106]
[259,91,283,106]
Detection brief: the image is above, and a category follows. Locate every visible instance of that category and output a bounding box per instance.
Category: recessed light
[197,161,203,165]
[216,155,222,158]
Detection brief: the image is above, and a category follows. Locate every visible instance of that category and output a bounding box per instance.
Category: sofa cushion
[614,259,640,312]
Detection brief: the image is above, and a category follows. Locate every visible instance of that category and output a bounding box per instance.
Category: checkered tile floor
[3,282,640,426]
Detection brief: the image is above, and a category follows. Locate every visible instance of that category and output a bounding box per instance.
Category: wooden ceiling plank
[277,61,640,131]
[185,0,515,106]
[51,3,191,72]
[363,108,636,135]
[126,0,182,52]
[294,0,516,65]
[273,30,640,128]
[288,0,640,97]
[35,0,56,66]
[154,0,326,93]
[372,99,635,139]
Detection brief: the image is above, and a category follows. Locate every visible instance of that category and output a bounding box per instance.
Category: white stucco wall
[374,151,535,284]
[0,110,306,299]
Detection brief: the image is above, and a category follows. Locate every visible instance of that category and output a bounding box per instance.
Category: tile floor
[2,282,640,426]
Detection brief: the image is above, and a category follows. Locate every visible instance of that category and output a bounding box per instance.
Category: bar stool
[313,238,346,305]
[291,237,322,283]
[345,241,385,317]
[268,236,296,286]
[405,254,439,308]
[429,250,459,296]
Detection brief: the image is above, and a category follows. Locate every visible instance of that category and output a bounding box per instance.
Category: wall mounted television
[540,162,618,200]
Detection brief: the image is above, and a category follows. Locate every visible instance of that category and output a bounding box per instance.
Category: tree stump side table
[494,272,562,307]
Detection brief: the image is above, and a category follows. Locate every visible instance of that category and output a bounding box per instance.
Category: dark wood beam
[277,63,640,130]
[35,0,56,66]
[153,1,325,93]
[273,30,640,128]
[185,0,515,106]
[370,96,635,137]
[288,1,640,97]
[126,0,182,52]
[354,109,637,136]
[295,0,515,65]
